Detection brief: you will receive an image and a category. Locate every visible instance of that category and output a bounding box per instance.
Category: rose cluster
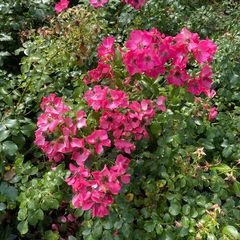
[54,0,145,13]
[35,88,163,217]
[66,155,131,217]
[122,28,217,97]
[88,0,145,10]
[35,28,218,218]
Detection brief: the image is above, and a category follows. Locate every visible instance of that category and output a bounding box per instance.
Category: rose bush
[1,0,240,239]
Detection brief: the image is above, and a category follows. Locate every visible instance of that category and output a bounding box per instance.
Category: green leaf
[144,221,156,233]
[43,230,60,240]
[74,208,83,217]
[12,134,25,148]
[35,209,44,221]
[27,211,39,227]
[18,208,27,221]
[114,220,123,229]
[45,198,59,209]
[207,234,217,240]
[82,228,91,236]
[21,123,36,137]
[222,146,233,158]
[210,164,232,173]
[122,223,131,238]
[222,225,240,239]
[103,220,113,230]
[92,221,102,238]
[156,223,163,235]
[2,141,18,156]
[4,119,17,129]
[17,221,28,235]
[68,236,77,240]
[150,122,161,135]
[169,202,181,216]
[102,230,112,240]
[233,182,240,196]
[0,182,18,201]
[0,128,10,142]
[0,202,6,211]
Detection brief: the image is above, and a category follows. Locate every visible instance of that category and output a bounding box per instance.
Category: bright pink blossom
[40,93,70,115]
[167,67,190,87]
[86,130,111,154]
[92,165,122,195]
[171,45,188,69]
[132,127,148,140]
[105,89,129,110]
[124,0,145,10]
[137,49,159,71]
[208,107,218,121]
[174,27,199,50]
[122,51,141,76]
[114,139,136,154]
[70,138,90,164]
[125,30,152,51]
[55,0,69,14]
[89,0,108,8]
[99,111,124,131]
[76,110,87,128]
[156,96,167,112]
[191,39,217,64]
[188,79,203,96]
[88,62,112,83]
[98,37,115,59]
[84,85,108,111]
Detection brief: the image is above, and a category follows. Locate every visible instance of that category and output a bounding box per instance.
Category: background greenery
[0,0,240,239]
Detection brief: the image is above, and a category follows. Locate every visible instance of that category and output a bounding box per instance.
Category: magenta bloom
[72,149,90,165]
[200,64,212,79]
[76,110,87,129]
[191,39,217,64]
[174,27,199,49]
[188,79,203,96]
[132,127,148,140]
[129,100,155,121]
[84,85,108,111]
[89,0,108,8]
[208,107,218,121]
[112,155,130,172]
[114,139,136,154]
[156,96,167,112]
[91,191,113,218]
[146,65,166,79]
[205,89,216,98]
[112,116,132,139]
[124,0,145,10]
[167,67,190,87]
[40,93,70,115]
[127,112,141,129]
[71,138,90,164]
[55,0,69,14]
[98,36,115,58]
[105,89,129,110]
[171,45,188,69]
[137,49,159,72]
[88,62,112,82]
[125,30,152,51]
[92,165,122,195]
[99,111,124,131]
[86,130,111,154]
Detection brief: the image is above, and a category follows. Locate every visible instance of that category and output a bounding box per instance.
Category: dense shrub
[0,0,57,72]
[0,0,240,239]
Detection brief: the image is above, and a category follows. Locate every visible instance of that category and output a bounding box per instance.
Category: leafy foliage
[0,0,240,239]
[0,0,55,71]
